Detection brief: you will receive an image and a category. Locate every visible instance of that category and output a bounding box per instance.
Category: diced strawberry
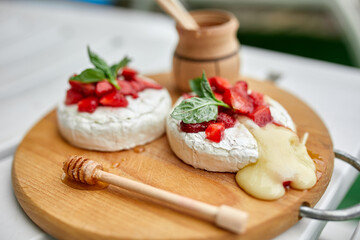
[233,81,248,94]
[77,97,98,113]
[214,92,223,101]
[249,105,273,127]
[130,79,145,92]
[223,88,254,114]
[82,84,96,96]
[99,91,128,107]
[208,76,232,93]
[139,78,162,89]
[272,121,284,128]
[65,89,84,105]
[96,80,114,96]
[283,181,291,188]
[117,80,138,98]
[121,67,138,80]
[249,91,265,108]
[205,122,225,143]
[216,112,236,128]
[272,121,293,131]
[69,80,83,91]
[182,93,194,99]
[180,120,215,133]
[69,80,96,96]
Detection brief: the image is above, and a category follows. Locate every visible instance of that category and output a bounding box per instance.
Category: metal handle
[299,150,360,221]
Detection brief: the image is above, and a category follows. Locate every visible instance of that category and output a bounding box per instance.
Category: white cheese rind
[266,96,296,132]
[166,96,295,173]
[166,98,258,172]
[57,87,171,151]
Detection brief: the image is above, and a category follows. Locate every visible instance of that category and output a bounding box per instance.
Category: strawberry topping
[117,80,138,98]
[283,181,291,188]
[209,76,232,93]
[99,91,128,107]
[249,91,265,108]
[140,77,163,89]
[233,81,248,94]
[180,120,215,133]
[78,97,98,113]
[129,79,145,92]
[121,67,138,80]
[96,80,114,97]
[216,112,237,128]
[69,80,96,96]
[65,89,84,105]
[205,122,225,143]
[214,92,223,101]
[249,105,273,127]
[178,77,276,142]
[223,88,254,114]
[66,66,162,113]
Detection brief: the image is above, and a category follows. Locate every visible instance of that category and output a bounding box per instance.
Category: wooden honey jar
[173,10,240,92]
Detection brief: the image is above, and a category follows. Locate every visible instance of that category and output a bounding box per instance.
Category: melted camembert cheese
[236,124,316,200]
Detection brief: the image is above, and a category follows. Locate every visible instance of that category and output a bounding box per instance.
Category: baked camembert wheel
[166,73,317,200]
[57,47,171,151]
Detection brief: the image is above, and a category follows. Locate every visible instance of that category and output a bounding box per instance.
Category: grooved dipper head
[63,156,103,185]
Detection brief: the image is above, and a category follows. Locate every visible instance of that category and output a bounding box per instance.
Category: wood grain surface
[12,73,334,240]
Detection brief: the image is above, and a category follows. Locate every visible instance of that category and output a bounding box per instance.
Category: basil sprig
[171,72,230,123]
[70,46,130,89]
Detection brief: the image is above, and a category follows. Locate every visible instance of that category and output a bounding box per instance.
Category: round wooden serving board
[13,73,333,240]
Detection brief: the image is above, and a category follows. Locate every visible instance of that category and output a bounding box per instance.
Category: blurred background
[1,0,359,239]
[101,0,360,68]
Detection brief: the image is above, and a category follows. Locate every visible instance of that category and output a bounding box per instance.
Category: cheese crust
[166,96,295,172]
[57,87,171,151]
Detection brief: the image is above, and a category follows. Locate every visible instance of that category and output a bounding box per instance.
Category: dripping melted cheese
[236,124,316,200]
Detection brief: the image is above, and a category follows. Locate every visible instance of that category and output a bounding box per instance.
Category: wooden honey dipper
[63,155,248,234]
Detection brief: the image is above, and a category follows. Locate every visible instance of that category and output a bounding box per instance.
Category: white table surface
[0,1,359,240]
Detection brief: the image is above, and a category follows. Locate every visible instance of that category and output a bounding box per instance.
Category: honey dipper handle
[156,0,199,30]
[95,170,247,234]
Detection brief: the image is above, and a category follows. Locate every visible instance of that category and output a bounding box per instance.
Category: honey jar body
[173,10,240,92]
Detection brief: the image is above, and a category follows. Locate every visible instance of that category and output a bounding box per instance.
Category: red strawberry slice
[214,92,223,101]
[129,79,145,92]
[117,80,138,98]
[249,91,265,108]
[216,112,236,128]
[205,122,225,143]
[283,181,291,188]
[223,88,254,114]
[233,81,248,94]
[65,89,84,105]
[249,105,273,127]
[121,67,138,80]
[69,80,96,96]
[96,80,114,97]
[139,78,163,89]
[209,76,232,93]
[77,97,98,113]
[99,91,128,107]
[180,120,215,133]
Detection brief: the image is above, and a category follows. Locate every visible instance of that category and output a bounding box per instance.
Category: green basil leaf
[170,97,219,123]
[70,68,106,83]
[108,74,120,89]
[110,56,131,77]
[189,77,204,97]
[200,72,216,100]
[87,46,110,73]
[70,75,81,81]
